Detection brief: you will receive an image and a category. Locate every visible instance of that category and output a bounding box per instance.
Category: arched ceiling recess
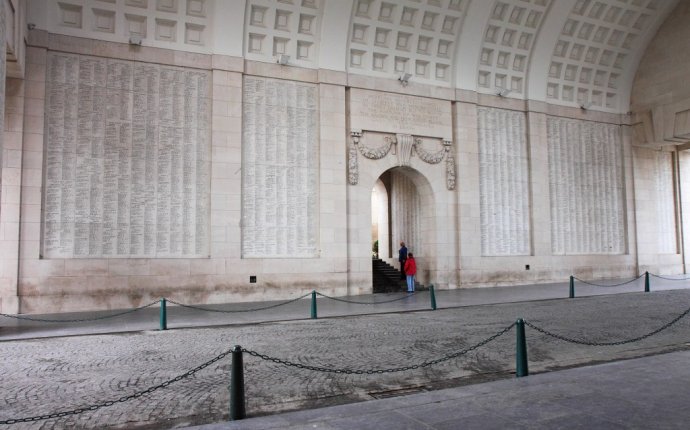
[346,0,470,86]
[244,0,324,69]
[336,0,677,113]
[474,0,552,98]
[543,0,677,112]
[30,0,679,114]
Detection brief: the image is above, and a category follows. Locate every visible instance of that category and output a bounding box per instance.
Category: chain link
[166,293,311,313]
[315,291,417,305]
[6,281,688,424]
[649,273,690,281]
[244,322,516,374]
[572,274,644,288]
[0,347,233,425]
[524,304,690,346]
[0,300,161,323]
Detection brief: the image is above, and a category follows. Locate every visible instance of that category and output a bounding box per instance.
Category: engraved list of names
[478,107,530,256]
[547,117,625,255]
[242,76,319,258]
[43,53,211,258]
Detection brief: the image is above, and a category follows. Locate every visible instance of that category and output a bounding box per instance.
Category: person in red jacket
[404,252,417,292]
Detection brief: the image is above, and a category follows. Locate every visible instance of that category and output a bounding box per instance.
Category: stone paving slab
[192,350,690,430]
[2,275,688,341]
[1,289,689,429]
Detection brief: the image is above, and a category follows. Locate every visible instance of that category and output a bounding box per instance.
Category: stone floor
[1,278,690,429]
[193,350,690,429]
[2,274,686,341]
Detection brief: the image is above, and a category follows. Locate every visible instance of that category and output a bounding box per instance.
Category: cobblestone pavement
[1,289,689,429]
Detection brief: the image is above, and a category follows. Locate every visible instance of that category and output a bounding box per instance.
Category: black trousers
[399,260,406,279]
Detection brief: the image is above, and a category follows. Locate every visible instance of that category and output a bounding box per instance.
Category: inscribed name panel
[242,76,319,258]
[478,107,530,256]
[42,52,211,258]
[655,152,677,254]
[547,117,625,255]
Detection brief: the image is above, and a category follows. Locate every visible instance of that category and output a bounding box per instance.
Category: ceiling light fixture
[497,88,512,97]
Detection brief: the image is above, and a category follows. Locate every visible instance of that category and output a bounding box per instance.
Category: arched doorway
[371,167,434,292]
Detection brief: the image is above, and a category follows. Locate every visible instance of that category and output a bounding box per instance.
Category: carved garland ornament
[348,130,456,190]
[414,138,445,164]
[348,130,361,185]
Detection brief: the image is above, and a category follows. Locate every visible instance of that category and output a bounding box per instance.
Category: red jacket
[404,257,417,276]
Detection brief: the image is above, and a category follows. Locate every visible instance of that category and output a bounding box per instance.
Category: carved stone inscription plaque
[548,117,625,255]
[43,52,211,258]
[478,108,530,256]
[350,88,452,138]
[242,76,319,258]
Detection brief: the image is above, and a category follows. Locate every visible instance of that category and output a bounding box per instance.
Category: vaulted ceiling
[30,0,680,113]
[243,0,678,112]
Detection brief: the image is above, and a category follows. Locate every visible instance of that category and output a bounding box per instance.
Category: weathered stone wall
[16,33,350,313]
[631,1,690,113]
[9,14,690,312]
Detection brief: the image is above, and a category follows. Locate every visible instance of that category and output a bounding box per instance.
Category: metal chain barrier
[3,294,689,424]
[0,300,161,323]
[244,322,516,374]
[649,273,690,281]
[315,291,417,305]
[0,324,515,423]
[166,292,311,313]
[0,346,234,425]
[524,304,690,346]
[572,274,644,288]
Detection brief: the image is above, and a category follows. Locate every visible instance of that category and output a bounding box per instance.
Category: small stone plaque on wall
[241,76,319,258]
[42,52,211,258]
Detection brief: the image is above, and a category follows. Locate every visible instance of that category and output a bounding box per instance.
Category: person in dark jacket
[404,252,417,292]
[398,241,408,279]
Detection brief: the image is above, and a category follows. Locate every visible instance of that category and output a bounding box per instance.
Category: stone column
[621,125,640,273]
[16,45,46,314]
[318,81,348,295]
[526,108,551,257]
[455,101,480,285]
[0,4,18,313]
[676,150,690,273]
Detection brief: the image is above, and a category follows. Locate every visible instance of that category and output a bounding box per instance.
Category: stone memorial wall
[655,152,677,254]
[478,107,530,256]
[42,53,211,258]
[242,76,319,258]
[547,117,625,255]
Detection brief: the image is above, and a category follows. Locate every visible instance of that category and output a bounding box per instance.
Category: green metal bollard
[645,271,650,293]
[159,298,167,331]
[229,345,246,420]
[429,284,437,310]
[311,290,317,319]
[515,318,529,377]
[569,276,575,299]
